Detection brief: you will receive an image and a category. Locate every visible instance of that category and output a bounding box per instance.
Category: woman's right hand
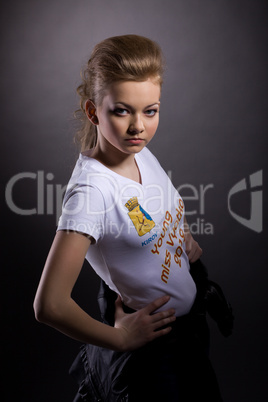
[34,231,176,352]
[114,295,176,351]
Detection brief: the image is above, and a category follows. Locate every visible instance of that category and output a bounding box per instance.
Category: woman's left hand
[184,217,203,263]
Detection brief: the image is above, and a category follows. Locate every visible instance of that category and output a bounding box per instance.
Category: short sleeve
[57,184,106,243]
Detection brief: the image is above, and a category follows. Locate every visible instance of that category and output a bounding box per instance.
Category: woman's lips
[125,138,144,144]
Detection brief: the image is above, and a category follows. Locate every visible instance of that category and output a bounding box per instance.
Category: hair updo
[75,34,164,151]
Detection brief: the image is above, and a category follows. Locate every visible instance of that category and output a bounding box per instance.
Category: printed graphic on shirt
[125,197,155,237]
[150,198,185,284]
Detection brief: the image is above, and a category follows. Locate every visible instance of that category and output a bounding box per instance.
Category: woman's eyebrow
[145,102,161,108]
[114,101,160,109]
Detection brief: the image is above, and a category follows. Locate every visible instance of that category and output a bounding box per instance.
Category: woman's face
[93,78,161,156]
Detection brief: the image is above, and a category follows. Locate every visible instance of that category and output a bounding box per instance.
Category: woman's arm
[34,230,176,352]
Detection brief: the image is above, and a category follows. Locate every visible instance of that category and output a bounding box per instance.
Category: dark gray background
[1,1,267,401]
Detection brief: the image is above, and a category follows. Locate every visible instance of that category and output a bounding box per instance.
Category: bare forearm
[35,297,124,351]
[34,232,176,352]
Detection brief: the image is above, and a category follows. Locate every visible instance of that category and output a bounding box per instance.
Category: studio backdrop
[1,1,267,401]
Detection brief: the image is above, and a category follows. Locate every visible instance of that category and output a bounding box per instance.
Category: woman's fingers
[151,309,176,324]
[185,236,203,263]
[152,324,173,339]
[114,295,177,351]
[141,296,176,332]
[143,295,171,315]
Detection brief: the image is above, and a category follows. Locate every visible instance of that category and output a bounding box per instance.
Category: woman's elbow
[33,294,60,325]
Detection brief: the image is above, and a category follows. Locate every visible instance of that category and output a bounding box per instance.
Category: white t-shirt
[57,147,196,316]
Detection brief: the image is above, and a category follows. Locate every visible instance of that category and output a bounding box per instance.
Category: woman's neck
[87,141,141,184]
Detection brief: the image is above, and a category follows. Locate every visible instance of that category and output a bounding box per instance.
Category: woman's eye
[145,109,158,117]
[113,108,128,116]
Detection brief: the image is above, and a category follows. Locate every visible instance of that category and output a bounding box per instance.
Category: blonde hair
[75,34,164,151]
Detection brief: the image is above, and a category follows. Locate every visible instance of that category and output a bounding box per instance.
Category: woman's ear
[85,99,99,125]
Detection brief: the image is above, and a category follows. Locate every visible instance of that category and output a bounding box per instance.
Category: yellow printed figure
[125,197,155,237]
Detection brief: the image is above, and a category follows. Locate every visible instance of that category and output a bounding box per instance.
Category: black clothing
[70,260,233,401]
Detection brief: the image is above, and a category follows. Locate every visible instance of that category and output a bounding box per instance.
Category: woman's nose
[128,114,145,134]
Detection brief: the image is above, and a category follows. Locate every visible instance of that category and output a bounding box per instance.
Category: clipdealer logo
[4,169,264,234]
[227,170,263,233]
[5,171,67,221]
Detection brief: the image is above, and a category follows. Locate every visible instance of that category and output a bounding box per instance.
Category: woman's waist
[121,285,197,318]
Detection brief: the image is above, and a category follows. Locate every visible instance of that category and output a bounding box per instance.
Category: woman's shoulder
[138,146,163,170]
[73,153,107,180]
[139,146,158,162]
[67,154,118,198]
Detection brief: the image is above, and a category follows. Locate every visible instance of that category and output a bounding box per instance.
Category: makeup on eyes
[112,102,160,117]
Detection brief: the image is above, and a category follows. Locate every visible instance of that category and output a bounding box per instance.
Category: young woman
[34,35,223,401]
